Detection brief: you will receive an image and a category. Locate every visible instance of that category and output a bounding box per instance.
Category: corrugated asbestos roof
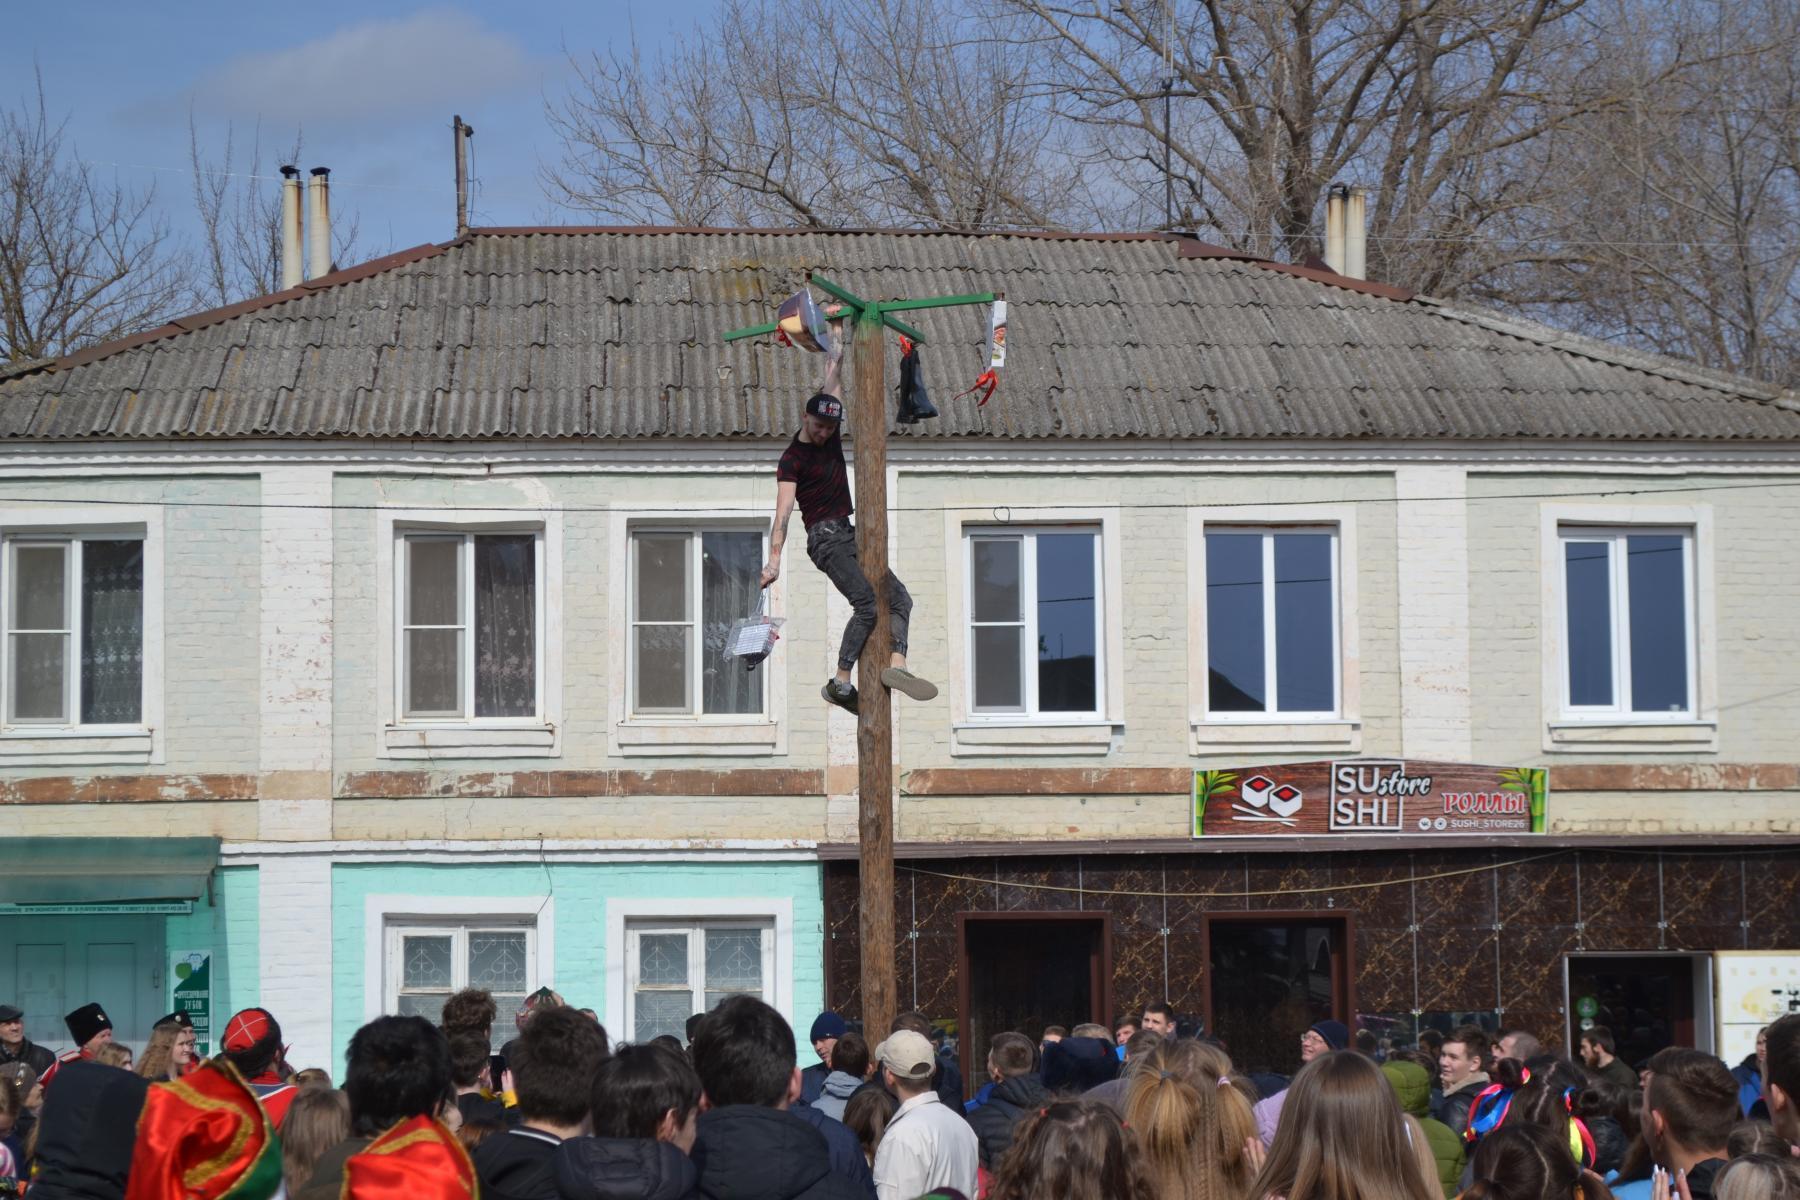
[2,227,1796,442]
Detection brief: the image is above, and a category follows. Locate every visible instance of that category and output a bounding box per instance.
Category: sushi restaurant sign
[1193,759,1546,837]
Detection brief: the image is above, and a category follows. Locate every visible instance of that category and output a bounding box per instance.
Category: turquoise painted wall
[163,865,259,1054]
[329,862,824,1069]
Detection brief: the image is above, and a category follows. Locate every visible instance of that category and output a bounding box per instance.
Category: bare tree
[0,71,188,363]
[1510,0,1800,385]
[544,0,1082,230]
[188,116,370,307]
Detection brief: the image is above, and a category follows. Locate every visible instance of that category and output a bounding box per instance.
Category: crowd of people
[0,989,1797,1200]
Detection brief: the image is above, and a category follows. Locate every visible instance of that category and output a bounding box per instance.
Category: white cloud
[182,8,537,125]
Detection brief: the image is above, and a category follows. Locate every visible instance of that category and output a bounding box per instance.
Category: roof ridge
[1413,295,1797,409]
[466,224,1173,243]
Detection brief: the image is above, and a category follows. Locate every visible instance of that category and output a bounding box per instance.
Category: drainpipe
[307,167,332,280]
[280,166,303,290]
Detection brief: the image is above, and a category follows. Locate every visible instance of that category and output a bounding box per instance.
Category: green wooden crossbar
[719,274,998,347]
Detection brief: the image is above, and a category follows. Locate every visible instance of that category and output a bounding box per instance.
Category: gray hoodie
[812,1071,862,1121]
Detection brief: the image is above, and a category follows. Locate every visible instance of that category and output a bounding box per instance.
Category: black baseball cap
[805,393,843,422]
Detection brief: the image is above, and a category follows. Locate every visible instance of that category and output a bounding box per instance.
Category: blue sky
[6,2,722,264]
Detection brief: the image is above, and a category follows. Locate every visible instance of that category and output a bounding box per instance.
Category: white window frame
[1540,504,1717,752]
[384,921,540,1040]
[362,893,554,1027]
[628,525,770,720]
[942,506,1125,756]
[1187,506,1361,754]
[606,506,784,757]
[375,508,562,759]
[0,508,163,766]
[623,919,776,1042]
[605,896,794,1037]
[964,525,1106,721]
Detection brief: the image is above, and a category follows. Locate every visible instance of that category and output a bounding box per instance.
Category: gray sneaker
[881,667,939,702]
[822,680,859,715]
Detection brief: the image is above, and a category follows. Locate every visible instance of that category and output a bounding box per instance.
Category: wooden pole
[851,306,896,1040]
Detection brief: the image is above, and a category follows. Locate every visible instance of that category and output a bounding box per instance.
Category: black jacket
[1041,1037,1119,1095]
[459,1090,511,1126]
[799,1062,831,1105]
[25,1061,149,1200]
[555,1136,700,1200]
[0,1037,55,1078]
[475,1126,567,1200]
[966,1074,1051,1168]
[1434,1076,1489,1137]
[294,1136,375,1200]
[690,1106,863,1200]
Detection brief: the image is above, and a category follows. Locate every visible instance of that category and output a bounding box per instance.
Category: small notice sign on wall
[1193,759,1547,837]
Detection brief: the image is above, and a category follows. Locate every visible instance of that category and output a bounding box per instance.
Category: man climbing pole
[761,307,938,715]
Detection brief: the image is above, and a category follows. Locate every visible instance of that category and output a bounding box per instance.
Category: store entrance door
[0,915,167,1053]
[1203,913,1354,1078]
[958,914,1111,1101]
[1565,952,1715,1064]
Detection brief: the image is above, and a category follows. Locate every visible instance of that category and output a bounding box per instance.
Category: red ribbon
[953,368,998,406]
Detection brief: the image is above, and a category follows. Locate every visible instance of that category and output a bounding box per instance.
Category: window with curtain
[1561,527,1695,716]
[1204,528,1339,717]
[4,536,144,725]
[626,920,772,1042]
[400,531,538,720]
[966,527,1102,718]
[386,921,535,1049]
[630,528,764,717]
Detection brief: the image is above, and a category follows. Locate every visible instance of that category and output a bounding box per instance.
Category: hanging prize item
[775,288,836,355]
[954,298,1006,406]
[895,335,938,424]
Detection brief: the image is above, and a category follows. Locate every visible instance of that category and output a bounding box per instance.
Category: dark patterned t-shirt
[777,429,853,527]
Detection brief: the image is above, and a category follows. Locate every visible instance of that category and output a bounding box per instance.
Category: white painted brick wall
[257,854,334,1069]
[259,465,334,840]
[1395,466,1473,759]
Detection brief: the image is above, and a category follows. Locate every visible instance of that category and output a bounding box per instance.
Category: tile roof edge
[1161,233,1417,302]
[466,224,1175,242]
[1413,294,1800,409]
[14,241,456,381]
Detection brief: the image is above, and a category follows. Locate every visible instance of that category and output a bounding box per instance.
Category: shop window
[625,920,773,1042]
[965,527,1103,719]
[630,529,767,719]
[1203,528,1339,717]
[1560,528,1695,717]
[386,921,536,1046]
[3,535,144,726]
[399,531,541,720]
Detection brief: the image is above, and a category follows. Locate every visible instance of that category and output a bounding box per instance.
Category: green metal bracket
[719,273,998,347]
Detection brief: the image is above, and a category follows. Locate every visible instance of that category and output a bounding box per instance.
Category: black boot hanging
[895,335,939,424]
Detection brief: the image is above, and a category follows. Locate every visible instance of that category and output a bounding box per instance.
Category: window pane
[402,936,454,989]
[972,626,1023,709]
[1206,533,1265,711]
[971,538,1021,622]
[491,994,527,1045]
[1273,534,1334,712]
[12,545,67,630]
[468,931,529,994]
[406,539,460,625]
[81,540,143,724]
[705,930,764,992]
[634,627,689,711]
[474,535,536,718]
[1037,533,1097,712]
[397,993,448,1024]
[634,991,694,1043]
[701,531,763,716]
[406,628,463,715]
[1564,541,1613,706]
[637,933,689,986]
[8,632,67,720]
[635,534,689,622]
[1627,534,1688,712]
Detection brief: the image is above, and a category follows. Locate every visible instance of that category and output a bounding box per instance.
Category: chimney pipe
[1345,185,1368,280]
[1324,183,1347,274]
[280,166,303,290]
[307,167,332,280]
